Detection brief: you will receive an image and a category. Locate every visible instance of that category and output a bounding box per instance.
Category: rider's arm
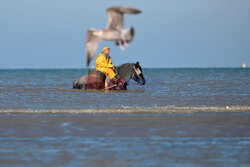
[106,58,114,68]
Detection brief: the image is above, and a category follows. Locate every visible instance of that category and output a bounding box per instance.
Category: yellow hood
[101,46,109,53]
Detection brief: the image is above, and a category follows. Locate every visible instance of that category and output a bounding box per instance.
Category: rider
[95,46,118,84]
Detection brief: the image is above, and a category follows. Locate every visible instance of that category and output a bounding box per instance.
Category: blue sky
[0,0,249,68]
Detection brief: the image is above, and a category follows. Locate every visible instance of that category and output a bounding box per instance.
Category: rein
[114,67,120,78]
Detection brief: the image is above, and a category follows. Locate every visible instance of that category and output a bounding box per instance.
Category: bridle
[132,64,142,79]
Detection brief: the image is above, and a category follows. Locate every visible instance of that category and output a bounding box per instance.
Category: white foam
[0,106,249,114]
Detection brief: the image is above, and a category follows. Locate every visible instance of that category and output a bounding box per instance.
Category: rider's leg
[111,76,118,84]
[104,68,117,84]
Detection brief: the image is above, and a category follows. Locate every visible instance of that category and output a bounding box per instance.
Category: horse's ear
[136,62,139,66]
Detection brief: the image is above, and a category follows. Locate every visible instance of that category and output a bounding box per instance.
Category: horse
[73,62,146,90]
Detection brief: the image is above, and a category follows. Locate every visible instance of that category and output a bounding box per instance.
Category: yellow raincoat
[95,47,116,79]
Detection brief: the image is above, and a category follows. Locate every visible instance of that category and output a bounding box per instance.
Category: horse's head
[132,62,146,85]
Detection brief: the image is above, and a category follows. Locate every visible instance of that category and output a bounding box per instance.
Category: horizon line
[0,66,248,70]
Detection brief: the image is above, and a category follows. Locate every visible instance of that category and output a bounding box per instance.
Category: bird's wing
[86,29,102,67]
[106,6,142,31]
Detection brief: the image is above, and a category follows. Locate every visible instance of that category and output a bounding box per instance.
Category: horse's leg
[123,83,127,90]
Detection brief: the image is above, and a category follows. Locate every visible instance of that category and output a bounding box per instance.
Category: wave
[0,106,250,114]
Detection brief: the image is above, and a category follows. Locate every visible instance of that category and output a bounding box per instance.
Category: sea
[0,68,249,166]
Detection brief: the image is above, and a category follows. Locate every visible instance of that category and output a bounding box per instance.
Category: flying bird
[86,6,142,66]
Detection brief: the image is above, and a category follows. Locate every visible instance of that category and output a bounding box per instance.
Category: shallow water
[0,68,249,166]
[0,68,249,110]
[0,113,250,166]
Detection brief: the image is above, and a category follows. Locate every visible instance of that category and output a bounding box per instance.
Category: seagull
[86,6,142,66]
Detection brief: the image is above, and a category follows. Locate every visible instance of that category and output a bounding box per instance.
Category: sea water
[0,68,249,166]
[0,68,249,110]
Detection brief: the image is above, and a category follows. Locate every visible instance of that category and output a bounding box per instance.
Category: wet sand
[0,112,250,166]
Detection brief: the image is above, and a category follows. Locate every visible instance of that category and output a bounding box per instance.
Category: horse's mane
[116,63,134,80]
[116,63,133,69]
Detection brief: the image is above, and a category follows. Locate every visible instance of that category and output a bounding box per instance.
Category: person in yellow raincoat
[95,46,118,82]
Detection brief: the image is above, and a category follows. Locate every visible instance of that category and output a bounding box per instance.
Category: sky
[0,0,250,68]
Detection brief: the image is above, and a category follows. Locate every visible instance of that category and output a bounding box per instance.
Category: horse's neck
[116,64,134,83]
